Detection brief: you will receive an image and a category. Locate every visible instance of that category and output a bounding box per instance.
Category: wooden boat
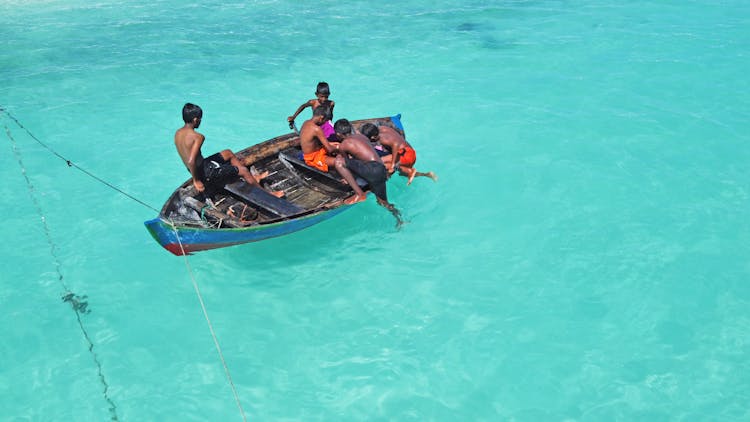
[144,114,405,255]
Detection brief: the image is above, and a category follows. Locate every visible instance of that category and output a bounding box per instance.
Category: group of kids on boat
[174,82,437,224]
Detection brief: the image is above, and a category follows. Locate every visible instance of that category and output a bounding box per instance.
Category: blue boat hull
[145,205,352,255]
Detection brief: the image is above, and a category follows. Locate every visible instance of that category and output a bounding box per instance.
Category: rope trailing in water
[168,219,248,422]
[3,118,120,422]
[2,106,248,421]
[0,106,159,213]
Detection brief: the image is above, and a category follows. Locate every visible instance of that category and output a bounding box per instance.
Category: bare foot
[406,170,417,186]
[253,170,270,182]
[344,193,367,205]
[426,171,438,182]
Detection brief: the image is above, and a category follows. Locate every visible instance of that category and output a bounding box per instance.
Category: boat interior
[163,146,359,229]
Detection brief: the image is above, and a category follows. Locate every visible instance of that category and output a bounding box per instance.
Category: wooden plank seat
[278,150,368,188]
[224,180,305,218]
[182,196,244,228]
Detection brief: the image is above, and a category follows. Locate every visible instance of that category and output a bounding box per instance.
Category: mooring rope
[169,220,248,422]
[3,119,119,421]
[3,106,248,421]
[0,106,159,214]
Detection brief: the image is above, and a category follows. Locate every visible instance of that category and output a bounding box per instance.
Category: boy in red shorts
[359,123,437,185]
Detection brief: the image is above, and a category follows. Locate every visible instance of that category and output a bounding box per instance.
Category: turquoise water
[2,0,749,420]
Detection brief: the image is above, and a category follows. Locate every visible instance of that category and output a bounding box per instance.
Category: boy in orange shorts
[299,106,340,171]
[298,107,364,201]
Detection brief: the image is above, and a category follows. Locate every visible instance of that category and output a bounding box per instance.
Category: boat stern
[144,218,187,255]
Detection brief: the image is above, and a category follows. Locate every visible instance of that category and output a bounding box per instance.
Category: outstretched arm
[379,138,401,173]
[287,100,313,122]
[318,131,340,154]
[389,147,403,173]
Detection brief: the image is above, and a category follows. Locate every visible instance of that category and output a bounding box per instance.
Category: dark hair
[316,81,330,96]
[322,104,334,121]
[360,123,379,140]
[182,103,202,123]
[333,118,352,135]
[313,105,329,117]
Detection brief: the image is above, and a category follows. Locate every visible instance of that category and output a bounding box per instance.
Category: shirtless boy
[287,81,335,138]
[299,106,340,171]
[334,119,403,226]
[174,103,283,198]
[299,106,364,202]
[360,123,437,186]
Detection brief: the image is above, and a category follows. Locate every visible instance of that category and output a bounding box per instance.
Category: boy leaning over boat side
[287,81,336,139]
[174,103,284,198]
[360,123,438,186]
[334,118,403,227]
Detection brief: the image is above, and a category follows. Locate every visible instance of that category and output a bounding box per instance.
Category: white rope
[4,106,246,420]
[169,220,248,422]
[4,106,247,420]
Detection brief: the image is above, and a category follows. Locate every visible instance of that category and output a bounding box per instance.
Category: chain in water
[3,119,119,421]
[3,106,248,421]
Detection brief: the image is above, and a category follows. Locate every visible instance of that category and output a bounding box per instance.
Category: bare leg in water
[376,197,404,228]
[401,166,438,186]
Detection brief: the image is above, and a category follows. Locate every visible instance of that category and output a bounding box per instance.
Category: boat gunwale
[158,116,397,228]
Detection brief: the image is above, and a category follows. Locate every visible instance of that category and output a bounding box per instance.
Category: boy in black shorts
[333,118,403,226]
[174,103,283,197]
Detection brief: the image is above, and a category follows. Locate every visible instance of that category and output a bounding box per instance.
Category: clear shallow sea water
[1,0,749,420]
